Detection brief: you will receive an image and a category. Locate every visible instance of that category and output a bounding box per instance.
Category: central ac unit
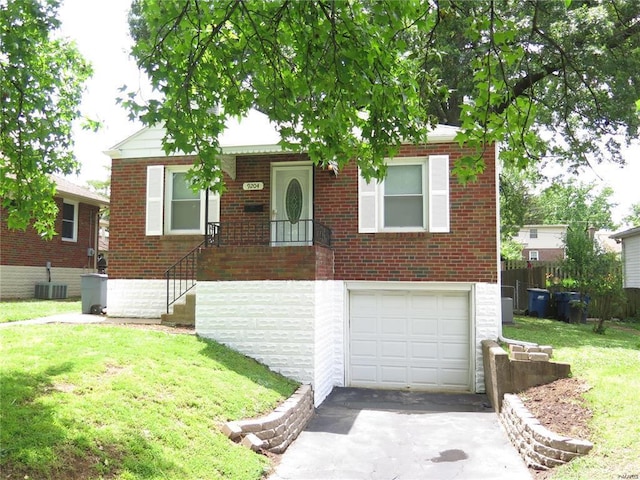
[35,282,68,300]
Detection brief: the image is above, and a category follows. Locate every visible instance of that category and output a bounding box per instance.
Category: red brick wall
[0,198,101,269]
[110,143,497,284]
[198,245,334,281]
[109,156,204,279]
[221,153,304,224]
[522,248,565,262]
[314,143,498,283]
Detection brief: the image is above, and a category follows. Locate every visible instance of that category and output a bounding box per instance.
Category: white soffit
[105,110,459,159]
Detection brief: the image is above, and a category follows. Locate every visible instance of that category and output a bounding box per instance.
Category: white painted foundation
[196,279,501,404]
[107,279,166,318]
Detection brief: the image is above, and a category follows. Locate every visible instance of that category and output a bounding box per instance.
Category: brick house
[106,111,500,406]
[0,175,109,299]
[513,224,567,262]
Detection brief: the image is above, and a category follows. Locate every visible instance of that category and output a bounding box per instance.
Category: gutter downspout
[498,334,537,347]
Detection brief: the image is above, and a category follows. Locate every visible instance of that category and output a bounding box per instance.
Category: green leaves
[530,180,618,231]
[124,0,640,191]
[126,0,446,189]
[1,0,92,237]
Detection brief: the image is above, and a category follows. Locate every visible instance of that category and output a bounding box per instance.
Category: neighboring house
[98,217,109,260]
[513,224,567,262]
[106,111,500,406]
[0,175,109,299]
[611,226,640,289]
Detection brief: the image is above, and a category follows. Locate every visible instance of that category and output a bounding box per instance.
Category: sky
[58,0,144,183]
[58,0,640,228]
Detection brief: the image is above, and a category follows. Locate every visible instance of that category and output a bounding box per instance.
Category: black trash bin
[556,291,572,322]
[556,292,589,323]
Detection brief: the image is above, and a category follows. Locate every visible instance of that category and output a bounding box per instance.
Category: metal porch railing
[205,220,332,247]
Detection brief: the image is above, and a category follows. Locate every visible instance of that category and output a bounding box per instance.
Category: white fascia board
[345,281,474,292]
[611,226,640,240]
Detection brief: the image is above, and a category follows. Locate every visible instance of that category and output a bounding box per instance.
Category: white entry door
[349,290,471,390]
[271,164,313,245]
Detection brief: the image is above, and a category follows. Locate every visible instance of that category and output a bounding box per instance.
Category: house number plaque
[243,182,264,191]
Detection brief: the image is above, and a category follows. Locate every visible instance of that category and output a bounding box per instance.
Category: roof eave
[610,226,640,240]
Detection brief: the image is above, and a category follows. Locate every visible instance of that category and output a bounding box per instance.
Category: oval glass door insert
[285,178,303,224]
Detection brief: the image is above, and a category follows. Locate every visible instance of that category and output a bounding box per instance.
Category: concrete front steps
[161,293,195,326]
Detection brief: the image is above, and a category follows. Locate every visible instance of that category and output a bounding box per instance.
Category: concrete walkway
[0,313,162,327]
[269,387,531,480]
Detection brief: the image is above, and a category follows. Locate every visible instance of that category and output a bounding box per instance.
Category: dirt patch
[87,322,196,335]
[608,322,640,335]
[518,377,593,479]
[2,443,123,480]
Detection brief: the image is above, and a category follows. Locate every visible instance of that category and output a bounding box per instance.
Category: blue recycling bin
[527,288,550,318]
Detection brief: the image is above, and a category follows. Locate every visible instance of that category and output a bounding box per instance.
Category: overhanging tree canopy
[1,0,92,237]
[126,0,640,192]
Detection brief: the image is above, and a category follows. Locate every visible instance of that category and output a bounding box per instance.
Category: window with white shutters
[146,165,220,236]
[358,155,450,233]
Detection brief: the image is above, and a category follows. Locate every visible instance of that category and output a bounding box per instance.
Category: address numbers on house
[243,182,264,191]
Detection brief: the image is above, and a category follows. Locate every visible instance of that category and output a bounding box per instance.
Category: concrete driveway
[268,388,531,480]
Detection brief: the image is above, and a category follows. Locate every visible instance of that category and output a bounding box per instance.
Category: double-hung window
[61,199,78,242]
[167,170,201,233]
[358,155,450,233]
[383,163,425,229]
[145,165,220,236]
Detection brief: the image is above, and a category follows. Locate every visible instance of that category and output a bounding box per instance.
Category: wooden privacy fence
[501,261,637,319]
[501,266,547,311]
[624,288,640,318]
[501,262,576,312]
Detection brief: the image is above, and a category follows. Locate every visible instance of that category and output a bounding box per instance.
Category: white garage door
[349,290,470,390]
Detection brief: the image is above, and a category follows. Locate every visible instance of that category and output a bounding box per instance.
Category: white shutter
[358,169,378,233]
[200,190,220,234]
[428,155,450,233]
[207,192,220,223]
[146,165,164,236]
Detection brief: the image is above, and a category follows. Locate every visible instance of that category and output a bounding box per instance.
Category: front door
[271,164,313,245]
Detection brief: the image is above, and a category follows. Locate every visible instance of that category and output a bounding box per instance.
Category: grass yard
[0,324,299,480]
[0,298,81,323]
[504,317,640,480]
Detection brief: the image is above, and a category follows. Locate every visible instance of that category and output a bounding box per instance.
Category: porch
[164,219,334,316]
[199,220,334,282]
[205,219,332,249]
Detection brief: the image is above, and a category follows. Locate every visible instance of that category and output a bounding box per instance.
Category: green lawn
[504,317,640,479]
[0,324,299,480]
[0,298,81,323]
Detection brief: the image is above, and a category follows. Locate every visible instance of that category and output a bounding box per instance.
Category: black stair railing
[165,241,204,314]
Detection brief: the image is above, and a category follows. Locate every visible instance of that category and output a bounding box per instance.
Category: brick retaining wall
[501,393,593,470]
[222,384,314,453]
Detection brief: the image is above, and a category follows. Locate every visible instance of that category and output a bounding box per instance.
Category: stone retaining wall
[222,384,314,453]
[482,339,571,412]
[501,393,593,470]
